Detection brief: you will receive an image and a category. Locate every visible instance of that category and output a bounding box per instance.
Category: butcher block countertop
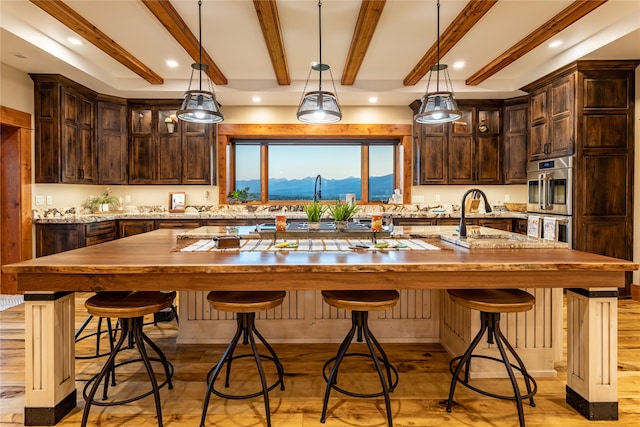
[3,227,636,293]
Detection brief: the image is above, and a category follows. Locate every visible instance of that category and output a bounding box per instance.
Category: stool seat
[207,291,286,313]
[322,290,399,311]
[86,291,176,318]
[447,289,535,313]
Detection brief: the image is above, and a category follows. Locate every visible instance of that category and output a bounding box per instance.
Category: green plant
[228,187,251,203]
[303,202,326,222]
[82,187,119,211]
[328,201,359,222]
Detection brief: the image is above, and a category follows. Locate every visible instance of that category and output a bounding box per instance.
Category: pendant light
[177,0,223,124]
[296,0,342,124]
[414,0,461,124]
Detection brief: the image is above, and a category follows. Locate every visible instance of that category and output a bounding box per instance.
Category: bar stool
[200,291,286,427]
[320,290,400,427]
[81,291,176,427]
[445,289,537,427]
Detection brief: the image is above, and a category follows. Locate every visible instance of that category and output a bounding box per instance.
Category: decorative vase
[166,122,175,133]
[335,220,348,231]
[99,203,110,212]
[308,221,321,231]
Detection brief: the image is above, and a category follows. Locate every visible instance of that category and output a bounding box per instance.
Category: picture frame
[169,192,186,213]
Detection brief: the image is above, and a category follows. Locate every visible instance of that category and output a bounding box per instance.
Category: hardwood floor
[1,291,639,426]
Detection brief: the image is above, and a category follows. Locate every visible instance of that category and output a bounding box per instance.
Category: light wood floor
[1,291,639,427]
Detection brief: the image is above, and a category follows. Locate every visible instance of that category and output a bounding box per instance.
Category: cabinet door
[550,74,574,157]
[157,109,182,184]
[448,134,474,184]
[60,87,96,183]
[129,109,154,184]
[35,224,83,257]
[118,220,155,238]
[476,134,501,184]
[528,88,549,160]
[416,123,448,184]
[503,102,528,184]
[182,122,213,184]
[33,81,59,183]
[97,101,128,184]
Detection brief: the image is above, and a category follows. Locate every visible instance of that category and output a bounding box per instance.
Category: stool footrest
[206,353,284,400]
[322,353,398,398]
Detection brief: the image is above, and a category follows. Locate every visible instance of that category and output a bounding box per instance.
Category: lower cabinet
[118,220,155,238]
[36,221,116,257]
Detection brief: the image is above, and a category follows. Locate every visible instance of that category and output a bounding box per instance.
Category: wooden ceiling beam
[466,0,608,86]
[253,0,290,85]
[141,0,227,85]
[30,0,163,85]
[403,0,497,87]
[341,0,387,86]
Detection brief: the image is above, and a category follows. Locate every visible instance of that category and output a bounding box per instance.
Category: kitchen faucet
[459,188,492,239]
[313,174,322,202]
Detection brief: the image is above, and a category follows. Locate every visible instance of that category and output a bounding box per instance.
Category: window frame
[217,124,412,205]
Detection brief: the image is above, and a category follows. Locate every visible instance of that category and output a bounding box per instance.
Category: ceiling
[1,0,639,107]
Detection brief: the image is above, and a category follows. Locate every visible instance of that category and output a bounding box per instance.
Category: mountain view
[237,174,393,202]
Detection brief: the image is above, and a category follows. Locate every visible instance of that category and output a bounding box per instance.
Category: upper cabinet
[128,101,215,185]
[32,74,97,184]
[413,101,503,185]
[97,97,128,185]
[523,73,575,161]
[503,97,529,184]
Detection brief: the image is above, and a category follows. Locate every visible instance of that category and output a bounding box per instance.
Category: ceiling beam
[403,0,498,87]
[30,0,163,85]
[253,0,290,85]
[466,0,608,86]
[341,0,387,86]
[141,0,227,85]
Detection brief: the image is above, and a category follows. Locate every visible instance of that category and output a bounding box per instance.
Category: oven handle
[539,173,551,210]
[538,173,545,210]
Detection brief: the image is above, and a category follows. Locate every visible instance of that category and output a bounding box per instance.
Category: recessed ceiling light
[453,61,465,69]
[166,60,179,68]
[67,37,83,46]
[549,40,563,48]
[368,96,378,103]
[252,96,261,103]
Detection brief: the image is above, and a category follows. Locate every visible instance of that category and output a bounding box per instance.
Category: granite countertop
[32,204,528,224]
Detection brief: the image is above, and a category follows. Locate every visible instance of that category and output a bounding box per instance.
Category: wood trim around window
[217,123,412,204]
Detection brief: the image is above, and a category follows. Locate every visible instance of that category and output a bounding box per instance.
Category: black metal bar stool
[445,289,538,427]
[81,291,176,427]
[320,290,400,427]
[200,291,286,427]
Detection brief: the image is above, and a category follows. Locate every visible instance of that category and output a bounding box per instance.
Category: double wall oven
[527,156,573,245]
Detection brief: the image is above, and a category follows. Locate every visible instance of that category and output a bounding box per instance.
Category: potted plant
[228,187,251,204]
[328,201,359,230]
[303,201,326,230]
[82,187,119,213]
[164,113,177,133]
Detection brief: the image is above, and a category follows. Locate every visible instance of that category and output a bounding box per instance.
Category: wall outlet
[46,195,53,205]
[505,194,511,202]
[412,195,425,203]
[125,195,131,203]
[35,195,45,206]
[435,194,441,202]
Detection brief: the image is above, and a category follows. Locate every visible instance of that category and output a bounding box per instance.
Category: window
[232,139,399,203]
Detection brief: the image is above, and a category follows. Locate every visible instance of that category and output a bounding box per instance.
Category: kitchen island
[3,227,636,425]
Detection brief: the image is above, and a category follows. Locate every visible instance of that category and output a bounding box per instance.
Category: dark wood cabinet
[156,220,201,229]
[97,97,128,184]
[128,101,214,185]
[525,73,575,161]
[31,74,97,184]
[524,60,638,296]
[118,220,155,238]
[36,221,115,257]
[477,218,513,232]
[414,102,503,185]
[503,97,529,184]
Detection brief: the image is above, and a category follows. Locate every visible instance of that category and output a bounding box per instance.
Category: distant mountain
[236,174,393,201]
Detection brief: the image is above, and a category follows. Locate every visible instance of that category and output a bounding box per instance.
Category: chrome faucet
[459,188,492,239]
[313,174,322,202]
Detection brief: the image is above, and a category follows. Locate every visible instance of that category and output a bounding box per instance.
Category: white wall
[0,63,34,115]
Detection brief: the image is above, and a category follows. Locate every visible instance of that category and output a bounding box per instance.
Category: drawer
[155,220,202,229]
[85,232,116,247]
[84,221,116,237]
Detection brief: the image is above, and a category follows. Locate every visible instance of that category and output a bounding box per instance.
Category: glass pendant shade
[177,1,223,124]
[296,1,342,124]
[414,1,460,125]
[177,89,223,123]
